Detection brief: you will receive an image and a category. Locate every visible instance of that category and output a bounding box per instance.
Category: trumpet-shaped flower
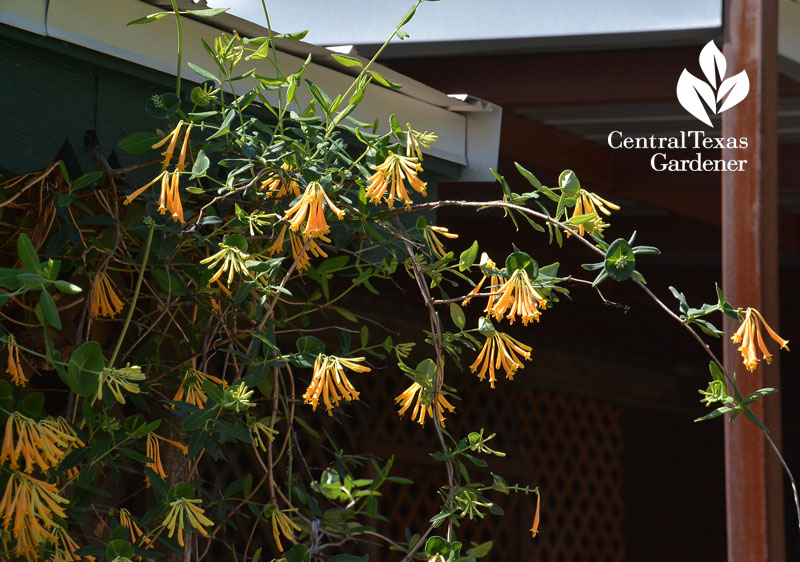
[48,525,81,562]
[731,307,790,372]
[268,224,288,257]
[289,231,329,272]
[162,497,214,547]
[366,152,427,208]
[173,368,228,408]
[569,189,620,236]
[199,243,252,286]
[271,508,301,552]
[123,122,191,223]
[405,124,438,161]
[470,330,533,388]
[119,508,147,545]
[5,335,27,387]
[96,365,146,405]
[302,355,370,414]
[423,225,458,259]
[91,272,125,318]
[249,417,278,452]
[283,181,345,238]
[462,258,502,309]
[261,162,301,198]
[0,472,69,561]
[395,382,455,427]
[145,433,188,482]
[488,269,547,325]
[1,413,82,473]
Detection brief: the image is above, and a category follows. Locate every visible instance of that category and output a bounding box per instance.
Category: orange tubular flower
[470,331,533,388]
[0,412,82,473]
[731,307,790,372]
[268,224,288,256]
[283,181,345,238]
[395,382,455,427]
[302,355,370,414]
[5,335,27,387]
[261,162,301,198]
[173,368,228,408]
[145,433,188,482]
[271,508,301,552]
[123,122,190,223]
[289,231,329,272]
[0,472,69,561]
[462,258,501,308]
[366,151,427,208]
[91,271,125,318]
[119,508,148,545]
[488,269,547,326]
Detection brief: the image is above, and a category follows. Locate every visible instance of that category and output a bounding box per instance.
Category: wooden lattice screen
[211,373,625,561]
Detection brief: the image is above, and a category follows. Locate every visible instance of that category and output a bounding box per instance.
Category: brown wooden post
[722,0,784,561]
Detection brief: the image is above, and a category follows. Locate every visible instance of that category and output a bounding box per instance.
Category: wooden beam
[722,1,785,561]
[387,51,800,108]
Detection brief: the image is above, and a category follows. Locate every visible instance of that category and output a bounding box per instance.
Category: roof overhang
[0,0,501,181]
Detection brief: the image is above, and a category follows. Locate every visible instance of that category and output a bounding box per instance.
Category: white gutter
[0,0,501,181]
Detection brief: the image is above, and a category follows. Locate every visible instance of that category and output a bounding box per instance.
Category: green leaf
[71,171,104,192]
[297,335,325,356]
[54,280,82,294]
[66,341,104,397]
[449,303,465,330]
[206,109,235,140]
[284,544,311,562]
[38,290,61,329]
[305,80,332,114]
[17,392,44,417]
[603,238,636,282]
[331,53,364,68]
[459,241,479,271]
[16,233,39,272]
[559,169,581,197]
[130,419,161,439]
[185,7,229,17]
[505,247,538,280]
[105,540,134,561]
[187,62,220,84]
[514,162,542,189]
[694,406,735,422]
[118,132,161,154]
[191,150,210,178]
[0,268,21,290]
[182,405,219,431]
[360,325,369,348]
[370,71,402,90]
[127,12,170,25]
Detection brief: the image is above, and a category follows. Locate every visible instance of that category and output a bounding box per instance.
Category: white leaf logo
[676,40,749,127]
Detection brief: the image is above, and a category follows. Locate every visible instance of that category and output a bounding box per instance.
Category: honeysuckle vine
[0,2,795,562]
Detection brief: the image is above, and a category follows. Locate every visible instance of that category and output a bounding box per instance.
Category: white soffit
[222,0,722,54]
[0,0,505,180]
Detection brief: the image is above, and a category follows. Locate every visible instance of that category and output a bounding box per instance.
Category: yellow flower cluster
[271,508,301,552]
[366,152,427,208]
[5,335,27,387]
[731,307,789,372]
[302,354,370,414]
[124,121,193,223]
[470,330,533,388]
[90,271,125,318]
[0,413,83,473]
[200,243,252,286]
[569,189,620,236]
[395,381,455,427]
[162,497,214,547]
[96,364,146,404]
[423,225,458,259]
